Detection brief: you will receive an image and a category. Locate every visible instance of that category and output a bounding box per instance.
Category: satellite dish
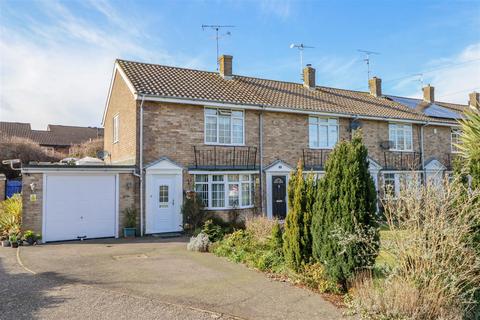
[96,150,110,160]
[350,120,362,131]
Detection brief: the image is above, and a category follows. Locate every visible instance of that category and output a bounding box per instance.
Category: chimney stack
[303,64,315,89]
[368,77,382,97]
[469,91,479,110]
[422,84,435,103]
[219,55,233,79]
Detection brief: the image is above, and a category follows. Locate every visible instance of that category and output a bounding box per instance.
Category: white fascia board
[138,95,459,127]
[22,167,136,174]
[102,62,137,125]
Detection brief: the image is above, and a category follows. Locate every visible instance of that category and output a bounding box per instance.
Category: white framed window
[308,117,338,149]
[204,108,244,145]
[382,172,422,199]
[113,114,119,143]
[451,128,461,153]
[388,123,413,151]
[194,173,254,209]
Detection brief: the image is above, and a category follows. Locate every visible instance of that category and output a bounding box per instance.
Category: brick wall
[104,71,137,165]
[118,173,140,235]
[21,173,43,234]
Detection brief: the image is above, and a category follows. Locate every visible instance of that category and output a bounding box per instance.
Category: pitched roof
[0,122,104,146]
[117,59,466,124]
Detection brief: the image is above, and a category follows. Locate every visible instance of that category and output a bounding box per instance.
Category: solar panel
[386,95,463,120]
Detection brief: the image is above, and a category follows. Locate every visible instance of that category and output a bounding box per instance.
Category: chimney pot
[219,55,233,79]
[422,84,435,103]
[303,65,315,89]
[469,91,479,110]
[368,77,382,97]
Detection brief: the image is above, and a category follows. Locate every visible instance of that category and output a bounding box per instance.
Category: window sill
[113,141,119,144]
[388,149,414,152]
[204,206,254,211]
[308,146,334,150]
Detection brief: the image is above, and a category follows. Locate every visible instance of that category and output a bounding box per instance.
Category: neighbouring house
[20,55,478,242]
[0,122,104,156]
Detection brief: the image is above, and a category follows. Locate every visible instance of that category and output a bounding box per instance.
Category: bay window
[205,108,244,145]
[194,173,254,209]
[388,123,413,151]
[309,117,338,149]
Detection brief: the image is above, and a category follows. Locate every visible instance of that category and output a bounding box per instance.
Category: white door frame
[145,158,183,234]
[42,172,120,242]
[265,160,293,219]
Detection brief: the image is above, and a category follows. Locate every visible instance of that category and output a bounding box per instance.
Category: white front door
[146,175,182,233]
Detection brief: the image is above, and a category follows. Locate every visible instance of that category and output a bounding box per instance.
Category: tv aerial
[202,25,235,70]
[290,43,314,80]
[358,49,380,82]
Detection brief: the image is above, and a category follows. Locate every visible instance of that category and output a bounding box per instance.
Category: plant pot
[11,242,18,248]
[1,240,10,247]
[123,227,136,238]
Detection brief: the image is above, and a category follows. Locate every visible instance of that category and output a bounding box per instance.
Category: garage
[43,174,118,242]
[20,165,136,243]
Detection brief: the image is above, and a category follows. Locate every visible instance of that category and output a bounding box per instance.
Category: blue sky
[1,0,479,128]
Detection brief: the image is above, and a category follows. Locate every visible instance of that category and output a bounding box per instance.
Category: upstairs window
[451,128,461,153]
[205,108,244,145]
[389,123,412,151]
[113,114,119,143]
[309,117,338,149]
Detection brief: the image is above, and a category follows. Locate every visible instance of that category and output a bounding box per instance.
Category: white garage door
[44,174,117,242]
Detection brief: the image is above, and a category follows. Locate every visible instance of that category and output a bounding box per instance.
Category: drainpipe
[259,108,264,215]
[133,95,146,237]
[420,122,429,185]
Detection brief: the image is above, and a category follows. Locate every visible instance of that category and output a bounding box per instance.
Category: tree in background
[311,133,379,291]
[0,137,60,179]
[68,138,104,159]
[457,111,480,190]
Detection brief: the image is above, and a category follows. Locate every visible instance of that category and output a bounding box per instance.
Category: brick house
[103,55,478,235]
[0,122,104,156]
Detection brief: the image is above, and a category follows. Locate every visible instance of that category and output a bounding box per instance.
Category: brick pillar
[0,174,5,202]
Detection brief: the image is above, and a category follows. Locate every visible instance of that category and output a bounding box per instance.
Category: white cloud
[258,0,292,20]
[394,43,480,104]
[0,0,201,129]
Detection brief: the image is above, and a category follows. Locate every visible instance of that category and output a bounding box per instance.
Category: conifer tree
[311,133,379,290]
[283,161,305,271]
[301,172,316,263]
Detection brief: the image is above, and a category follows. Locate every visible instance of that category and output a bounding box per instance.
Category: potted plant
[123,207,137,238]
[9,234,19,248]
[22,230,37,245]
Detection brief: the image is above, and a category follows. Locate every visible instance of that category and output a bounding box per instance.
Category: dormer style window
[451,128,461,153]
[308,117,338,149]
[205,108,244,145]
[113,114,119,143]
[388,123,412,151]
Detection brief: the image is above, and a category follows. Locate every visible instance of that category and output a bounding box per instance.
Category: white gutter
[136,95,459,127]
[21,167,135,174]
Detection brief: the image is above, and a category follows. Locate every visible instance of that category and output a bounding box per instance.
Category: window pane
[232,110,243,118]
[309,124,318,148]
[389,125,397,149]
[309,117,318,125]
[195,174,208,183]
[205,108,217,115]
[404,128,412,150]
[212,175,224,182]
[228,183,239,207]
[195,183,208,206]
[383,173,395,197]
[328,125,338,148]
[397,128,404,150]
[159,185,169,208]
[232,118,243,144]
[241,182,251,206]
[218,116,231,143]
[228,174,239,182]
[318,125,328,148]
[206,116,217,143]
[240,174,250,181]
[212,183,225,207]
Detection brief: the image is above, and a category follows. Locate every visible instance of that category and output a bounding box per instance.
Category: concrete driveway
[1,238,345,320]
